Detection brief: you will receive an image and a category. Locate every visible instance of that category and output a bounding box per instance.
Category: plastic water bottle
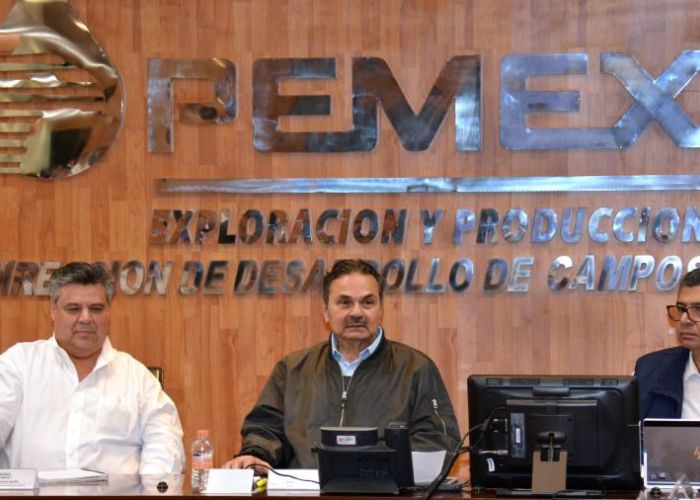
[191,429,214,492]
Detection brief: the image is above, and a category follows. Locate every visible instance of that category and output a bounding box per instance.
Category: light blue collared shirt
[331,327,384,377]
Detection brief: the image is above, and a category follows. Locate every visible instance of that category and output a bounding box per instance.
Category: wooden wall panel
[0,0,697,472]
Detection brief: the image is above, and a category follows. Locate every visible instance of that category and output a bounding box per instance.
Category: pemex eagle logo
[0,0,123,179]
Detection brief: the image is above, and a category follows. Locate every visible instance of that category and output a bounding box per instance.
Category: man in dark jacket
[224,259,461,472]
[635,269,700,419]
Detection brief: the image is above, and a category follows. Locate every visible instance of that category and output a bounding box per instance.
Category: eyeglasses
[667,304,700,322]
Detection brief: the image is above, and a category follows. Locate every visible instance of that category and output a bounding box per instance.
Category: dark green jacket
[237,334,461,468]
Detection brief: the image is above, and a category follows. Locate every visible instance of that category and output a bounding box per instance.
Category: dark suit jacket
[634,346,689,420]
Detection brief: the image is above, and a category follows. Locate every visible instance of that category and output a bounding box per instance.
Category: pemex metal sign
[3,0,700,194]
[0,0,123,179]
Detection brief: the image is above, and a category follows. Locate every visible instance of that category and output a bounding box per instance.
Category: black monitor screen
[468,375,642,492]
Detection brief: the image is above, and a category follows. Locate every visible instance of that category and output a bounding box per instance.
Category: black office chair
[147,366,164,387]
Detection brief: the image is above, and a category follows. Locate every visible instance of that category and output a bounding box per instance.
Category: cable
[420,406,504,500]
[245,464,320,485]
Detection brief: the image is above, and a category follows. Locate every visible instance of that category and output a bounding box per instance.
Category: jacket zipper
[339,376,353,427]
[433,398,447,435]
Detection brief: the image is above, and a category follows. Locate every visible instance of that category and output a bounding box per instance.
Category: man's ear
[322,304,329,323]
[50,302,56,321]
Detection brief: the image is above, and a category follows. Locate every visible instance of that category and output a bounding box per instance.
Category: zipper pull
[432,398,438,411]
[341,390,348,408]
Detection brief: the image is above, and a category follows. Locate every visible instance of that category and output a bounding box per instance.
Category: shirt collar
[331,327,383,375]
[49,334,115,371]
[683,350,700,382]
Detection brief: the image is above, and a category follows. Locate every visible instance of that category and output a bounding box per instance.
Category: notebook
[642,419,700,490]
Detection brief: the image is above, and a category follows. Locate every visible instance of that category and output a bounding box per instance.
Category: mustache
[344,319,368,327]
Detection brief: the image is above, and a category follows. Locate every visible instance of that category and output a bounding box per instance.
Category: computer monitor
[468,375,642,494]
[312,424,414,495]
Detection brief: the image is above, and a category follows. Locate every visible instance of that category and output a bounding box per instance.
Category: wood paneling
[0,0,695,472]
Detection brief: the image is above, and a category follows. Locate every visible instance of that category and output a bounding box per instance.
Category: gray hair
[49,262,115,304]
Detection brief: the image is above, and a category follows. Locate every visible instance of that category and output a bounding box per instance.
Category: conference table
[0,474,648,499]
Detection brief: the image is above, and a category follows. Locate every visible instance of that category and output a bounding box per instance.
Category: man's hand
[222,454,272,475]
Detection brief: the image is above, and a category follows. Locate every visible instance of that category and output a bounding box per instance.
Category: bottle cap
[196,429,209,438]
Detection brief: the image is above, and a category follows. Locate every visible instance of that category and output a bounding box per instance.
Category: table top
[0,474,648,499]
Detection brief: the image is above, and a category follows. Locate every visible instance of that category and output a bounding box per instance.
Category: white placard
[38,469,107,484]
[0,469,38,490]
[202,469,254,495]
[267,469,320,491]
[411,450,447,485]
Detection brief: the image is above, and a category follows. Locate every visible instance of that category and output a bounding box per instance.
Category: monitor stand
[495,433,603,498]
[320,477,400,495]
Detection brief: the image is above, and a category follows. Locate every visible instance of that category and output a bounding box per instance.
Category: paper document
[267,469,319,491]
[38,469,107,484]
[202,469,254,494]
[412,450,447,485]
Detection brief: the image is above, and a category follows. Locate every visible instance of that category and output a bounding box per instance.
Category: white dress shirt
[0,335,185,473]
[681,350,700,419]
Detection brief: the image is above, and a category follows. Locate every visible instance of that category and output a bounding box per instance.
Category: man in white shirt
[0,262,185,473]
[635,268,700,419]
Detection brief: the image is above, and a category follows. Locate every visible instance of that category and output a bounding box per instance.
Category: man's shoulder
[384,338,434,367]
[107,347,156,374]
[1,337,52,358]
[637,346,687,365]
[635,346,688,376]
[282,341,330,366]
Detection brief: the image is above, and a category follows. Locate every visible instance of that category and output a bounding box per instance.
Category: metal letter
[148,58,236,153]
[483,258,508,292]
[381,209,408,244]
[238,210,263,244]
[508,257,533,292]
[682,207,700,243]
[531,208,557,243]
[425,259,445,294]
[502,209,528,243]
[354,56,481,151]
[453,209,476,244]
[281,260,305,294]
[143,261,173,295]
[560,208,585,244]
[449,259,473,292]
[289,209,313,244]
[501,54,618,149]
[179,261,203,295]
[655,256,682,291]
[266,210,288,244]
[476,209,499,244]
[119,260,144,295]
[652,208,680,243]
[602,51,700,148]
[421,209,444,245]
[34,261,60,295]
[404,260,424,293]
[629,255,655,291]
[203,260,228,295]
[353,209,379,244]
[234,260,257,293]
[588,207,612,243]
[253,58,374,152]
[258,260,282,295]
[568,255,595,291]
[613,207,636,243]
[383,259,405,292]
[597,255,632,291]
[548,256,572,291]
